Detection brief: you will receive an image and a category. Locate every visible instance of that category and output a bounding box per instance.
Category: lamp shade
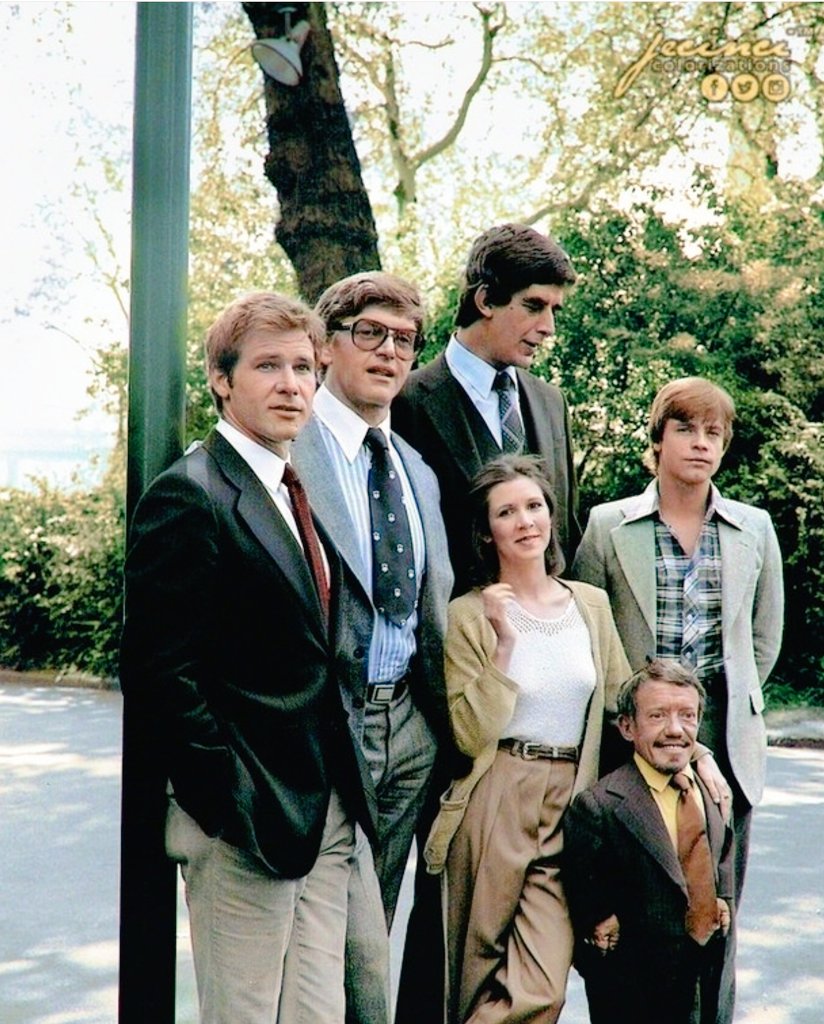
[251,37,302,86]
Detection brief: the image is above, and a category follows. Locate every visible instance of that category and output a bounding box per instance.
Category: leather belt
[499,738,579,763]
[366,676,409,704]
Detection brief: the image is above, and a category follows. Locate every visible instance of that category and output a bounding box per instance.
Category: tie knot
[670,771,692,795]
[493,371,514,394]
[282,463,300,488]
[364,427,389,455]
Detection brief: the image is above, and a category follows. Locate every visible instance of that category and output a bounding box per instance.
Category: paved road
[1,685,822,1023]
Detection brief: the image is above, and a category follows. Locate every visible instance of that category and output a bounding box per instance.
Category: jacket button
[353,646,365,659]
[353,697,365,709]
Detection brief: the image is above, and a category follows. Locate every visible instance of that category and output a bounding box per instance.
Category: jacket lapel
[517,370,555,457]
[609,762,687,894]
[420,355,490,479]
[204,432,327,636]
[696,774,727,868]
[611,515,658,638]
[610,487,663,638]
[717,515,756,642]
[292,419,371,600]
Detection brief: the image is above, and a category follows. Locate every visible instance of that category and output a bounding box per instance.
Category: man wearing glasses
[292,271,456,1024]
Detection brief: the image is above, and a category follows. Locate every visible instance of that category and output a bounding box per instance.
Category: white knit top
[503,598,597,747]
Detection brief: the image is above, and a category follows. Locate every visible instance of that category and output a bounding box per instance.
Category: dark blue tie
[364,428,417,627]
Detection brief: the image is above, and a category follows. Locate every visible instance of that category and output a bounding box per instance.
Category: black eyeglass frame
[328,318,424,360]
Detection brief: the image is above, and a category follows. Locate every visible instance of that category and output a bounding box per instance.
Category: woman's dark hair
[468,454,565,586]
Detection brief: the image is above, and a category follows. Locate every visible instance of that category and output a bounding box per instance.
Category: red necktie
[282,463,329,621]
[670,771,719,944]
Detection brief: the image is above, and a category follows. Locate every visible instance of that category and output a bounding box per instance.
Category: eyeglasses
[330,318,423,360]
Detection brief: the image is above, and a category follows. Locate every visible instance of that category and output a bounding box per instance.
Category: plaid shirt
[654,493,724,681]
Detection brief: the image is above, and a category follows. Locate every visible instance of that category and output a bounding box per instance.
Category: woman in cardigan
[424,454,630,1024]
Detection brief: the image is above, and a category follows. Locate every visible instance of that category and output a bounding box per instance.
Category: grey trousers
[344,690,437,1024]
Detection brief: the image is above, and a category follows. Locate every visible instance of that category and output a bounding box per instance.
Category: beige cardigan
[424,579,630,874]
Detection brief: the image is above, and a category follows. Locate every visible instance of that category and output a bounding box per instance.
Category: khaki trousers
[445,750,576,1024]
[166,791,354,1024]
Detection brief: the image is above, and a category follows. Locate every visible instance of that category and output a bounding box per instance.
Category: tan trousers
[166,791,354,1024]
[444,750,576,1024]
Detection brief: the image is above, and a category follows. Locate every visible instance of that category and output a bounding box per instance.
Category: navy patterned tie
[493,371,525,453]
[363,428,416,626]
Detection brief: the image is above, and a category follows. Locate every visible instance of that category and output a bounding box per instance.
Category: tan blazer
[424,579,630,874]
[571,481,784,807]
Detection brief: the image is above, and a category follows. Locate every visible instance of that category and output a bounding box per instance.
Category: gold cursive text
[614,31,791,98]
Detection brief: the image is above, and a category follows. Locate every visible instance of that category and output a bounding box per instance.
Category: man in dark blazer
[292,271,455,1024]
[119,292,375,1024]
[393,222,580,596]
[391,223,580,1022]
[565,659,734,1024]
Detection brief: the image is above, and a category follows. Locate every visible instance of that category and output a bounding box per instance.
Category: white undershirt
[503,599,596,747]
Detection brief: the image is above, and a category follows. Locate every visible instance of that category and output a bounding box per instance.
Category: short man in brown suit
[565,659,733,1024]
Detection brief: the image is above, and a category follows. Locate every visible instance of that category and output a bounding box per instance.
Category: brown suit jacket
[564,758,734,1022]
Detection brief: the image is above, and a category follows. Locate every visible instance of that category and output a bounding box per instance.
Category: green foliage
[421,181,824,697]
[9,1,824,700]
[0,482,125,678]
[725,394,824,697]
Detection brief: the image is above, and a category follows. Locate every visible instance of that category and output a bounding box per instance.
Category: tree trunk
[243,2,381,302]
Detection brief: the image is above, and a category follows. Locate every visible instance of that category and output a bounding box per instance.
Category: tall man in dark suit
[393,222,580,595]
[391,224,581,1021]
[565,659,734,1024]
[119,292,375,1024]
[292,271,455,1024]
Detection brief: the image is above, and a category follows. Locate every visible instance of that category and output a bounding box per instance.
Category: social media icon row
[701,72,791,103]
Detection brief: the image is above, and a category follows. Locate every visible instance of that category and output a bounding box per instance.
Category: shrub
[0,481,124,678]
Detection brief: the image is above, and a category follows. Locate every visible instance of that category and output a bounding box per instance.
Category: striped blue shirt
[312,385,425,683]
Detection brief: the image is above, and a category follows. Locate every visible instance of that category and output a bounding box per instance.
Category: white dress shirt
[215,418,329,581]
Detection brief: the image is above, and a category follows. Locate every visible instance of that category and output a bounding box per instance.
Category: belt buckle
[370,683,395,704]
[520,741,542,760]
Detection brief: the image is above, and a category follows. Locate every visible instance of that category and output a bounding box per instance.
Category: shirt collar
[313,384,392,463]
[634,751,696,793]
[623,480,733,527]
[445,334,517,401]
[216,418,289,489]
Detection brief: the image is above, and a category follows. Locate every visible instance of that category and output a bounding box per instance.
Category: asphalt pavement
[1,683,822,1023]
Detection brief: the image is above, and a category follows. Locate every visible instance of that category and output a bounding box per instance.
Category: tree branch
[411,4,503,171]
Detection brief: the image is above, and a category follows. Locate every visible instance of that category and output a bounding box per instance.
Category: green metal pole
[119,4,192,1021]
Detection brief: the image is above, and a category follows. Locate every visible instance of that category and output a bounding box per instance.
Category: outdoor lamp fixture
[250,7,310,87]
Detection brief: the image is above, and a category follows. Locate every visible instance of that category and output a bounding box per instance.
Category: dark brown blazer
[119,430,375,878]
[392,352,580,595]
[564,758,735,1023]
